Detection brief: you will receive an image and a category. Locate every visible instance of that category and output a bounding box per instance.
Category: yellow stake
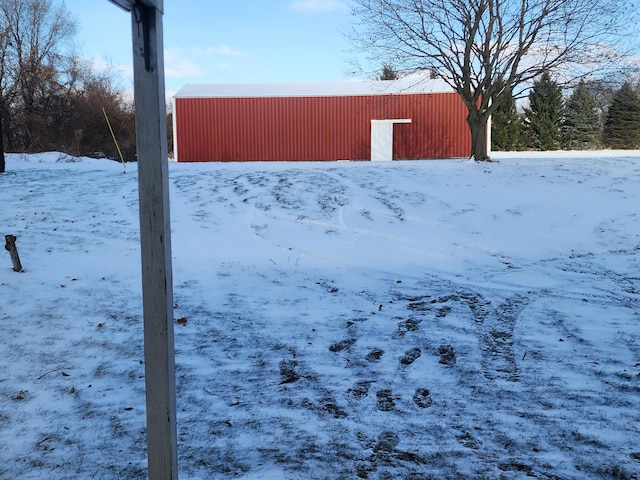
[102,106,126,170]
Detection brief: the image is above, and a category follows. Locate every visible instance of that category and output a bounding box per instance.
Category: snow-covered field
[1,151,639,479]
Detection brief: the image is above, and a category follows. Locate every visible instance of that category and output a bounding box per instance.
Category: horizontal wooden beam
[108,0,163,13]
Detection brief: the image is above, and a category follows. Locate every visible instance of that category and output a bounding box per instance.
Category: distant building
[172,76,471,162]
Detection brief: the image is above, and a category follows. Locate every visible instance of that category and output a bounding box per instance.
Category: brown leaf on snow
[176,317,188,325]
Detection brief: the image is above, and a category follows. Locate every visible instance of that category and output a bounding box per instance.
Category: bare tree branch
[349,0,639,159]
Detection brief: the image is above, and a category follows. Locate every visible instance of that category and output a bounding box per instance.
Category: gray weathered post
[107,1,178,478]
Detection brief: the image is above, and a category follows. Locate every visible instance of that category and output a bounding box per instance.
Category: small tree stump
[4,235,23,272]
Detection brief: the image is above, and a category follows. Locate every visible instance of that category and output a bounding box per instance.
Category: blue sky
[72,0,360,94]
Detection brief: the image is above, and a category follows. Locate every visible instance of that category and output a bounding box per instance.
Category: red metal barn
[172,78,471,162]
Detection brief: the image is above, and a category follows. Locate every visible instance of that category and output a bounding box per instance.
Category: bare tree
[0,0,77,151]
[65,66,137,161]
[0,1,136,165]
[350,0,638,160]
[0,23,12,173]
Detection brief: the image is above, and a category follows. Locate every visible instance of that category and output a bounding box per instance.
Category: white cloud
[206,45,249,57]
[164,45,250,89]
[289,0,349,14]
[89,55,111,73]
[164,48,207,79]
[87,55,133,84]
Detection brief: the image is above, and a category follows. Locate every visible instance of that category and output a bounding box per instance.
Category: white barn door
[370,119,411,161]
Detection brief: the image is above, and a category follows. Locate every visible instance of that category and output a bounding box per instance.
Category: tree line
[0,0,137,173]
[352,0,638,160]
[492,73,640,152]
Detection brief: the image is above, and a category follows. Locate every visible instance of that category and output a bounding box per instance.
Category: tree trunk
[0,109,5,173]
[466,110,491,161]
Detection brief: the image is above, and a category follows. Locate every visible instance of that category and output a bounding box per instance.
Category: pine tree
[379,64,399,80]
[604,82,640,149]
[524,72,563,150]
[491,83,523,151]
[562,81,602,149]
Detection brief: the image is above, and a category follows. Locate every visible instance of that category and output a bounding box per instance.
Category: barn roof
[174,75,454,99]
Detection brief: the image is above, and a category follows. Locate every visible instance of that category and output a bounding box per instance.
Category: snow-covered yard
[1,151,639,479]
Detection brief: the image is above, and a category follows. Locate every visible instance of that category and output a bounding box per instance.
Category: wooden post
[107,2,176,477]
[4,235,23,271]
[129,2,178,479]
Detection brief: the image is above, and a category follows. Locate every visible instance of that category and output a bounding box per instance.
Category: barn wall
[174,92,470,162]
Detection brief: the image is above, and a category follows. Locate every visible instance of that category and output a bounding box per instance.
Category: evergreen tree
[379,64,399,80]
[491,82,523,151]
[604,82,640,149]
[562,81,602,149]
[524,72,563,150]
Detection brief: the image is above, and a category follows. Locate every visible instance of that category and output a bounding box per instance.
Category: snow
[174,75,453,98]
[1,150,640,479]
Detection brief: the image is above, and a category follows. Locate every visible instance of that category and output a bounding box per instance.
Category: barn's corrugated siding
[175,92,469,162]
